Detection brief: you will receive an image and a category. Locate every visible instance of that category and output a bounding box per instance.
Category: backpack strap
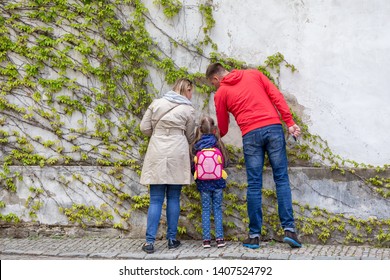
[153,104,181,130]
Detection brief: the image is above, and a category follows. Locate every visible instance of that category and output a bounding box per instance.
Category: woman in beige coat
[140,78,195,254]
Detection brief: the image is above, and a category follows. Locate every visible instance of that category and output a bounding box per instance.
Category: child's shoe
[216,238,226,248]
[203,240,211,248]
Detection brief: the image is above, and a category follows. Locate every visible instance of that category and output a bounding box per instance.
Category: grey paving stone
[177,252,206,259]
[89,252,119,259]
[339,256,361,260]
[3,249,30,255]
[268,253,290,260]
[57,252,89,258]
[313,256,340,260]
[145,253,177,260]
[361,256,381,260]
[24,250,44,255]
[43,250,62,256]
[208,251,223,258]
[221,252,244,259]
[242,252,270,260]
[289,254,313,260]
[117,252,147,259]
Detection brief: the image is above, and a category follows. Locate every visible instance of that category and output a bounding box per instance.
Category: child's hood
[194,134,217,150]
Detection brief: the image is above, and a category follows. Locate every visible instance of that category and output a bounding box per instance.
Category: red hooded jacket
[214,69,295,137]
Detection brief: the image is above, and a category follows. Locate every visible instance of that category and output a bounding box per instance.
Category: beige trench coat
[139,98,195,185]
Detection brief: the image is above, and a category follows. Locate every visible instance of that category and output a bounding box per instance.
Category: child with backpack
[191,116,228,248]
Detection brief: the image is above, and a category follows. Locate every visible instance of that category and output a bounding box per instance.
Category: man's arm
[259,71,295,127]
[214,90,229,137]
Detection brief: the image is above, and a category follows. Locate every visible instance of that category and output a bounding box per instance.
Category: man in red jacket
[206,63,302,249]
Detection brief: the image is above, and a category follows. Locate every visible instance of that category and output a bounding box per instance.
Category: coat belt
[153,128,185,135]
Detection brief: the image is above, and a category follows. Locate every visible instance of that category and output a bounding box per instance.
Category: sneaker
[168,239,181,249]
[242,236,260,249]
[203,240,211,248]
[142,243,155,254]
[216,238,226,248]
[283,230,302,248]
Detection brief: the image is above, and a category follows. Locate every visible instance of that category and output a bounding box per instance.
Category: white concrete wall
[147,0,390,166]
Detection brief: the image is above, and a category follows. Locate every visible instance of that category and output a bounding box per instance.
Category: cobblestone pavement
[1,237,390,260]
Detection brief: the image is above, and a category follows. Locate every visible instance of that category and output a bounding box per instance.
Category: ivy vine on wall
[0,0,389,245]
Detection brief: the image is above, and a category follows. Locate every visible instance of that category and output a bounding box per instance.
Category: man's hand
[288,124,301,138]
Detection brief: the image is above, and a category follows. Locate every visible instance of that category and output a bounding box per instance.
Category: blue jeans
[242,124,295,237]
[200,188,224,240]
[145,184,182,243]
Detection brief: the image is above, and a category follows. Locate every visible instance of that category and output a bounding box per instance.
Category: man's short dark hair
[205,63,226,79]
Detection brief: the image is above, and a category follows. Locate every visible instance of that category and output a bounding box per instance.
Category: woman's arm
[140,105,153,137]
[185,107,196,144]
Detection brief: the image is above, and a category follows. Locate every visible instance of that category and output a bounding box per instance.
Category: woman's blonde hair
[172,78,193,96]
[191,116,228,162]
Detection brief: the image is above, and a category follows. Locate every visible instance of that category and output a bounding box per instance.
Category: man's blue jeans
[200,188,224,240]
[242,124,295,237]
[146,184,182,243]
